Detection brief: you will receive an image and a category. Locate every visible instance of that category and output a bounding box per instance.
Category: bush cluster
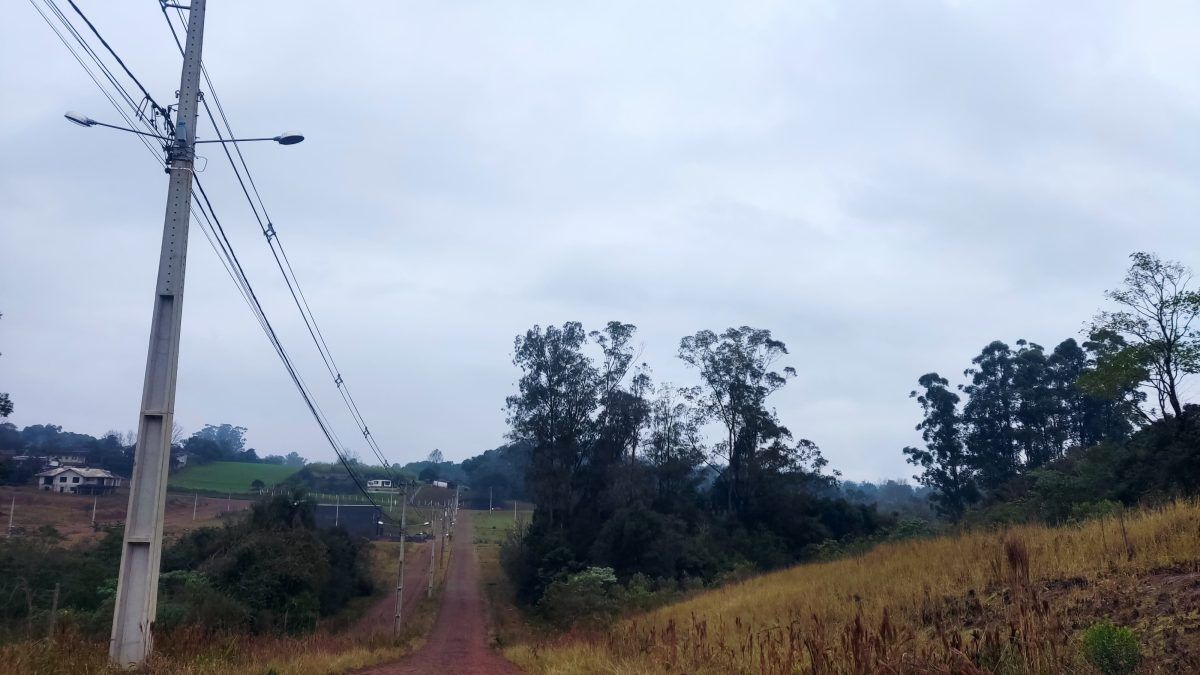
[0,491,372,643]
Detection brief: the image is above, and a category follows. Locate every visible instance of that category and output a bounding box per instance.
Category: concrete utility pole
[427,507,437,598]
[91,494,98,527]
[109,0,207,666]
[7,495,14,536]
[440,506,448,567]
[192,493,198,522]
[392,486,407,636]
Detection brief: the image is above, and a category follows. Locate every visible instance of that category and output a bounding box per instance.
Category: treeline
[0,421,309,486]
[904,252,1200,522]
[281,443,530,504]
[0,491,371,642]
[0,424,135,483]
[502,322,886,616]
[181,423,306,467]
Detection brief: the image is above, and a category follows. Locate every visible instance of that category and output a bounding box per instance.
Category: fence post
[48,583,60,639]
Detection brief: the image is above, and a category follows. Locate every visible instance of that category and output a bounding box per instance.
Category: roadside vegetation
[0,490,439,674]
[493,252,1200,672]
[508,500,1200,673]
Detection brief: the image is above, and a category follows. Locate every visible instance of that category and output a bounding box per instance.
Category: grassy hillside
[169,461,299,493]
[509,500,1200,674]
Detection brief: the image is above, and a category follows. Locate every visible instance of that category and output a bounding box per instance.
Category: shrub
[1070,500,1123,523]
[1081,620,1141,675]
[537,567,619,627]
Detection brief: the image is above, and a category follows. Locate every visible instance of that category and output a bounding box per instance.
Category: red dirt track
[357,510,521,675]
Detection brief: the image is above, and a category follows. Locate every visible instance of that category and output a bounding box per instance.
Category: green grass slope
[169,461,299,493]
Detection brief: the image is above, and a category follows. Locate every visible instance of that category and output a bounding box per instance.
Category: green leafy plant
[537,566,620,626]
[1081,620,1141,675]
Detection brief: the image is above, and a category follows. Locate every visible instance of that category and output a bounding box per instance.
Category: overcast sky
[2,1,1199,480]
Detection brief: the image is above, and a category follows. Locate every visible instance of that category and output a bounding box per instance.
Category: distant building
[366,479,392,490]
[314,503,383,539]
[35,466,123,494]
[432,480,448,488]
[48,453,88,466]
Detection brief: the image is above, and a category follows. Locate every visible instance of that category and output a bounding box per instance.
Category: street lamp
[64,111,304,145]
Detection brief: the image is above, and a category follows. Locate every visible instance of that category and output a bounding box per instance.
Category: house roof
[35,466,119,479]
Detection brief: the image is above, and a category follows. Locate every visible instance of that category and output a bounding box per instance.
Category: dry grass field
[0,485,250,545]
[507,501,1200,674]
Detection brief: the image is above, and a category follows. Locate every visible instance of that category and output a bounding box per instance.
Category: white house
[366,479,392,490]
[35,466,123,494]
[47,453,87,466]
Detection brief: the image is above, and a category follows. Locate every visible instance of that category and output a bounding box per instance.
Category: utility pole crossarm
[109,0,206,667]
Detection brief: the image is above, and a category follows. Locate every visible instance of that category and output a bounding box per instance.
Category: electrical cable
[30,0,392,517]
[162,5,401,480]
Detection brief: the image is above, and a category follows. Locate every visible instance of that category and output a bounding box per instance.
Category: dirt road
[358,510,521,675]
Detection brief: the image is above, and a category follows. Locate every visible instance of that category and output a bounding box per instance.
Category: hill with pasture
[169,461,300,494]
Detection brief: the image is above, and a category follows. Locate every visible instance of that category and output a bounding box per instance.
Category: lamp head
[274,131,305,145]
[64,111,96,127]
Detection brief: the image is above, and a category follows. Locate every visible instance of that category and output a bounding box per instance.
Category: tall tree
[506,322,600,528]
[1091,252,1200,419]
[0,312,10,419]
[1060,335,1142,445]
[192,424,249,458]
[1011,340,1060,469]
[678,326,795,514]
[961,341,1020,489]
[643,384,707,515]
[903,373,978,519]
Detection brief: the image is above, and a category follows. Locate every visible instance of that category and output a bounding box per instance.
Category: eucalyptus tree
[1092,252,1200,420]
[678,326,796,514]
[643,384,707,515]
[961,341,1021,489]
[0,312,9,419]
[903,373,978,519]
[506,321,600,529]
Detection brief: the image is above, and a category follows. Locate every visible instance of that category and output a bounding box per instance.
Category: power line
[161,4,401,479]
[189,176,386,512]
[30,0,392,516]
[30,0,164,163]
[64,0,173,126]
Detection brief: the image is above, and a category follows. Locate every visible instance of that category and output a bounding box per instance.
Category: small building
[366,479,392,490]
[431,480,448,488]
[314,503,383,539]
[36,466,123,494]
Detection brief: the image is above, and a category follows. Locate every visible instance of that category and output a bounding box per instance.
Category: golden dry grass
[508,501,1200,674]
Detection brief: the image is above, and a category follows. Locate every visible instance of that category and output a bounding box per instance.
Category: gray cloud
[2,1,1199,479]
